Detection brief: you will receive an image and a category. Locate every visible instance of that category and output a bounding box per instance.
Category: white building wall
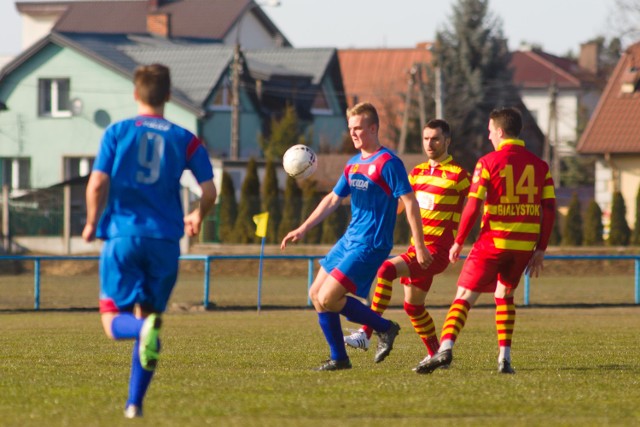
[21,13,59,50]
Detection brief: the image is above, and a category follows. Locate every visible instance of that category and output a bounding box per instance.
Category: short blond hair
[346,102,379,128]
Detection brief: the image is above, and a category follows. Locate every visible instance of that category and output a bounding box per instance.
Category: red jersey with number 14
[467,139,555,252]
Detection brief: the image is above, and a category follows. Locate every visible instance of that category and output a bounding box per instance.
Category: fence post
[34,258,41,310]
[307,258,314,307]
[203,256,211,308]
[635,258,640,304]
[523,274,530,306]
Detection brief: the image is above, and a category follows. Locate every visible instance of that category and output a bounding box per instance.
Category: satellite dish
[93,109,111,128]
[70,98,83,116]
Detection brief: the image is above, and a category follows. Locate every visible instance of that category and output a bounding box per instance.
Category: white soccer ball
[282,144,317,179]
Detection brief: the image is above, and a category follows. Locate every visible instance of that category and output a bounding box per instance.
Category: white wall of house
[20,13,59,50]
[594,156,640,235]
[520,88,580,155]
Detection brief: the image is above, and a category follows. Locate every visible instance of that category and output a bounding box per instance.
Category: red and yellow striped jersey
[408,155,470,249]
[465,139,556,251]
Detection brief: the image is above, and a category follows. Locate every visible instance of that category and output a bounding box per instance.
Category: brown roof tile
[510,50,582,89]
[577,42,640,154]
[51,0,249,39]
[338,47,433,149]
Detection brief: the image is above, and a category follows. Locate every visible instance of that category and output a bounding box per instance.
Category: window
[64,157,94,181]
[38,78,71,117]
[0,158,31,190]
[209,76,232,111]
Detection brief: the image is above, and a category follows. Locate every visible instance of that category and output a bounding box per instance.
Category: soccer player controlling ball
[83,64,217,417]
[281,102,432,371]
[416,107,556,375]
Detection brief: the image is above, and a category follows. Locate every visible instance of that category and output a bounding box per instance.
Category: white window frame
[0,157,31,191]
[38,78,72,118]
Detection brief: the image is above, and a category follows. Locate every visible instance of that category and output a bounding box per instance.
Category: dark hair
[424,119,451,139]
[134,63,171,107]
[489,107,522,138]
[346,102,379,128]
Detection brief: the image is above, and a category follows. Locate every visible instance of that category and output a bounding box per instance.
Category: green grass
[1,307,639,426]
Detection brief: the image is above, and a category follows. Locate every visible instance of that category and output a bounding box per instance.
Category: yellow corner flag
[253,212,269,238]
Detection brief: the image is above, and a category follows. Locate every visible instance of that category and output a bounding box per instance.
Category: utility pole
[546,81,560,186]
[434,66,443,119]
[229,1,281,160]
[230,43,242,160]
[398,64,417,154]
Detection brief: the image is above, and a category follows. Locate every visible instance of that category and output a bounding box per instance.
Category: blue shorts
[320,238,391,299]
[99,237,180,313]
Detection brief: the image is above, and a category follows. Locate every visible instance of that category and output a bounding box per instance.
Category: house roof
[511,48,603,90]
[577,42,640,154]
[337,47,433,148]
[245,48,348,121]
[16,0,291,45]
[0,31,235,115]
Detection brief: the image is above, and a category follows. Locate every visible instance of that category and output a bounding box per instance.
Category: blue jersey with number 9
[93,114,213,240]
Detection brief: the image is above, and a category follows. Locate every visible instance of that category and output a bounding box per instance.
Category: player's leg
[493,252,529,374]
[403,285,439,358]
[313,272,351,371]
[346,256,408,350]
[495,282,516,374]
[120,238,178,416]
[327,250,402,363]
[401,247,449,363]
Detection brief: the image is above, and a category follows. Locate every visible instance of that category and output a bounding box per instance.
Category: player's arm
[82,171,110,242]
[184,180,217,237]
[281,191,342,249]
[400,192,432,269]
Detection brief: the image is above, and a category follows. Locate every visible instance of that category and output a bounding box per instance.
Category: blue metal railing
[1,253,639,310]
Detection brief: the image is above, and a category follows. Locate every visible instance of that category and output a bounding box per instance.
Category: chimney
[579,41,600,75]
[147,13,171,37]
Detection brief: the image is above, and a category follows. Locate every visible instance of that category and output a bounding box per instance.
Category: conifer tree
[583,199,604,246]
[548,206,562,246]
[608,191,630,246]
[233,158,261,244]
[428,0,524,171]
[277,176,302,242]
[218,170,238,243]
[562,192,583,246]
[259,104,304,161]
[261,159,281,244]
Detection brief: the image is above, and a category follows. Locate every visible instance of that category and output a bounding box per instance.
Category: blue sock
[317,312,348,361]
[111,313,144,340]
[340,296,391,332]
[126,339,158,408]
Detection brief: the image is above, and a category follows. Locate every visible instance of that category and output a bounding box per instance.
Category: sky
[0,0,614,57]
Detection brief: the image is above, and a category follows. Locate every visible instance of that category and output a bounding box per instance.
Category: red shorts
[399,245,450,292]
[457,240,533,293]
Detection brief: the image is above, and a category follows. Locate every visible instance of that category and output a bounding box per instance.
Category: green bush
[583,199,604,246]
[608,191,630,246]
[233,158,261,244]
[562,192,583,246]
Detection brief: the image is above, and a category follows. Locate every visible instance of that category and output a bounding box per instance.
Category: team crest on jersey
[441,170,448,179]
[368,165,376,175]
[350,164,359,174]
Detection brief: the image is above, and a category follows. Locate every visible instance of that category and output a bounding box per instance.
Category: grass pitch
[1,307,639,426]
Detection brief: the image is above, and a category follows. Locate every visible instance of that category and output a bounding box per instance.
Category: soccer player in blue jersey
[82,64,217,418]
[281,102,432,370]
